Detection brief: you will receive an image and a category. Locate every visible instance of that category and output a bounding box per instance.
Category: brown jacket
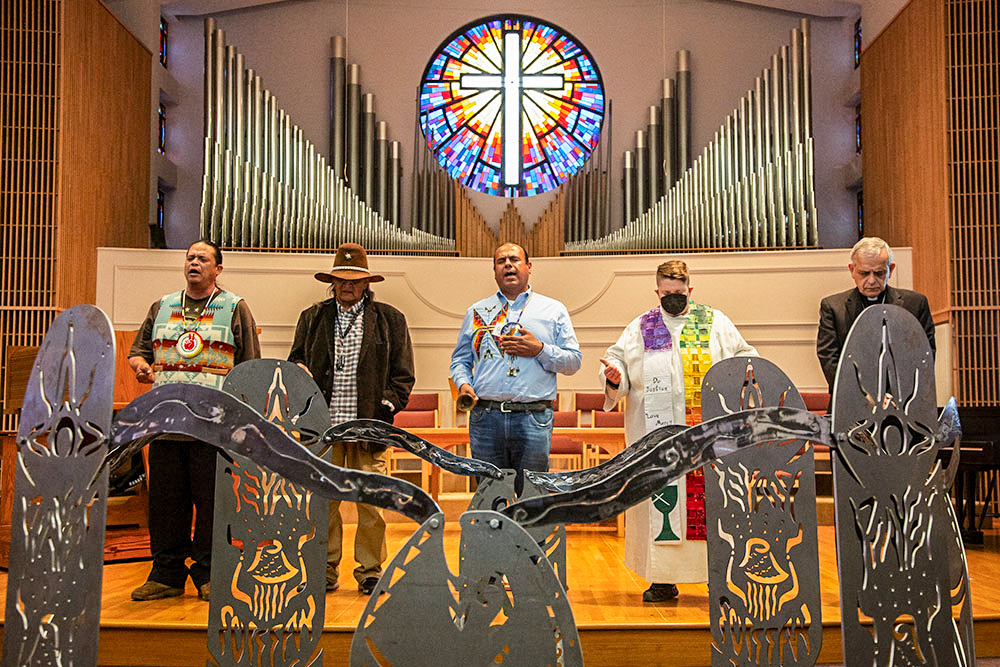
[288,296,415,432]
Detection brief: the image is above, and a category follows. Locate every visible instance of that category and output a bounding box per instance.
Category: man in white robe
[600,260,756,602]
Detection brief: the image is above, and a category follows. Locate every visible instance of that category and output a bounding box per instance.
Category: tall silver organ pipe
[635,130,646,215]
[570,22,816,252]
[661,78,676,186]
[362,93,375,208]
[330,36,346,179]
[676,50,691,172]
[199,21,452,252]
[622,150,634,225]
[376,120,388,219]
[390,141,401,227]
[347,64,361,193]
[646,106,660,209]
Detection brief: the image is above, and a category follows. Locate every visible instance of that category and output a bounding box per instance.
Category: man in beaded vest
[128,240,261,602]
[288,243,415,596]
[600,260,756,603]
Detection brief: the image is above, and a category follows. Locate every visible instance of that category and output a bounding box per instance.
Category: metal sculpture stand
[4,304,979,667]
[208,360,333,667]
[831,305,975,666]
[2,305,114,666]
[702,357,822,667]
[468,470,568,590]
[350,510,581,666]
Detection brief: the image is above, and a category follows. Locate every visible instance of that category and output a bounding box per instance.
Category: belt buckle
[499,401,512,413]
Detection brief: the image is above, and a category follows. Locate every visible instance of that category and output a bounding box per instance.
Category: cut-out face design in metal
[831,305,973,666]
[702,357,822,667]
[3,306,114,667]
[210,361,331,666]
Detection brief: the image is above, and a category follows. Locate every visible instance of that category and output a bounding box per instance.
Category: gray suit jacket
[816,286,935,392]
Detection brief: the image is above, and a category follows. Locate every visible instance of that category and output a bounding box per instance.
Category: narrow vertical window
[157,104,166,154]
[157,189,166,229]
[855,105,862,155]
[856,189,864,235]
[159,17,168,67]
[853,18,862,68]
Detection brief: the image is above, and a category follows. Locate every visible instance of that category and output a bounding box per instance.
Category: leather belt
[477,399,551,413]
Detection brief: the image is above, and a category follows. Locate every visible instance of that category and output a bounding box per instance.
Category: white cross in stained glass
[460,31,565,187]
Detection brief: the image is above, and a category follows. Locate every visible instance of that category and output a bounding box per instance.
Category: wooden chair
[549,435,584,471]
[553,410,580,427]
[574,391,617,426]
[801,392,831,415]
[593,410,624,428]
[389,403,437,490]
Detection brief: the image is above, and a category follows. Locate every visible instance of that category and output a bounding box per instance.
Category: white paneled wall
[98,247,950,423]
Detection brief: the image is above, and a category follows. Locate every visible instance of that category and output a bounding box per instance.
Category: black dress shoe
[642,583,679,603]
[358,576,379,595]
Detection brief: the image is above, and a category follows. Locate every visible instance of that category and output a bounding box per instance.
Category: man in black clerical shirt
[817,236,935,393]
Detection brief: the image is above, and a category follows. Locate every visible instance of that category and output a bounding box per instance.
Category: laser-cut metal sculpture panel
[702,357,822,667]
[831,305,974,666]
[327,419,503,481]
[209,361,332,667]
[468,470,568,590]
[2,305,114,667]
[111,384,440,524]
[506,408,834,528]
[350,510,581,666]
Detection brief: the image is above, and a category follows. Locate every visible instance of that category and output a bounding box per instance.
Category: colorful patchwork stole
[641,304,713,543]
[678,303,713,540]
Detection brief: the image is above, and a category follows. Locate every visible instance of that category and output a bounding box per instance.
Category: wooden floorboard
[0,524,998,665]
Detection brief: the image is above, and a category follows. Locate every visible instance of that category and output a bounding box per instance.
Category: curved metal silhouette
[830,305,974,666]
[468,470,569,589]
[326,419,503,480]
[351,510,582,666]
[505,407,833,528]
[701,357,822,667]
[209,360,332,667]
[110,384,439,524]
[3,305,114,667]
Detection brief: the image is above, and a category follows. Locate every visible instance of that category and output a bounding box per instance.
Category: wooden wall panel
[946,0,998,405]
[58,0,150,308]
[860,0,950,316]
[0,1,61,430]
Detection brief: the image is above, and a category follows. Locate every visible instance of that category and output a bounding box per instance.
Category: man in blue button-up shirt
[451,242,582,492]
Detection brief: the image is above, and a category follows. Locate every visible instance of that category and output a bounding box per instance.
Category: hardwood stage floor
[0,524,997,666]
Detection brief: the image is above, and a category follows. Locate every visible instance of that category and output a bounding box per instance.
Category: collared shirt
[330,299,365,423]
[450,286,581,402]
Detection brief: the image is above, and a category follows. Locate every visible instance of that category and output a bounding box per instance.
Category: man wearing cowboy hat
[288,242,415,595]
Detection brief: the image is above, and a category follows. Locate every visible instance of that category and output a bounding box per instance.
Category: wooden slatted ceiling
[948,0,999,405]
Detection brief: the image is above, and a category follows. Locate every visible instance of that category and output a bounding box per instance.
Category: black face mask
[660,293,688,315]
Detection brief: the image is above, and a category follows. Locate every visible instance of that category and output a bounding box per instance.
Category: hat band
[332,265,371,274]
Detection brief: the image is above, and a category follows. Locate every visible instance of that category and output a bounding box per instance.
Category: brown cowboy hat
[314,243,385,283]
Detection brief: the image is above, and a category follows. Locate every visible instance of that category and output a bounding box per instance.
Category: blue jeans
[469,405,552,494]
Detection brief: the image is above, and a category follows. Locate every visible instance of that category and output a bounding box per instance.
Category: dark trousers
[146,438,217,588]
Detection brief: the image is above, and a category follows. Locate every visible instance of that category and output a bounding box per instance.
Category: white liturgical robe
[601,305,757,583]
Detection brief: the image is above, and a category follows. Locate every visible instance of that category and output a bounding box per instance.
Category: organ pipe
[676,50,691,172]
[347,64,361,193]
[661,78,676,187]
[635,130,646,215]
[646,106,660,209]
[377,120,388,219]
[570,22,817,252]
[199,22,451,252]
[330,36,346,180]
[362,93,375,208]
